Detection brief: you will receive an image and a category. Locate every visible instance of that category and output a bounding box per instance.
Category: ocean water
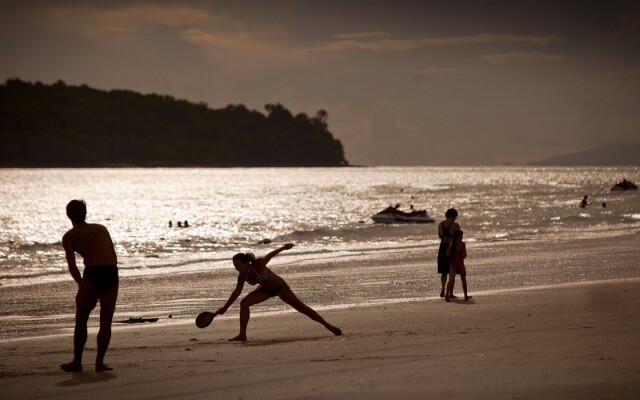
[1,166,639,288]
[1,167,639,340]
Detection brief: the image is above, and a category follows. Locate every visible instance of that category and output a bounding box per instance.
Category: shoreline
[2,276,639,346]
[2,278,640,399]
[2,231,640,342]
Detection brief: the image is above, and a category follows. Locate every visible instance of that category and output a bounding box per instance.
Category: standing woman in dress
[214,243,342,341]
[437,208,459,298]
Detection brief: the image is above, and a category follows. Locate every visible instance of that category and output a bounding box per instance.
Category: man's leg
[62,280,97,372]
[96,283,118,372]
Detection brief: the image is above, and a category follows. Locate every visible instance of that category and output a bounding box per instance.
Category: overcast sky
[2,0,639,165]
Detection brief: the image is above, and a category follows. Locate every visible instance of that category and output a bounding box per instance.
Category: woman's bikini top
[244,264,268,286]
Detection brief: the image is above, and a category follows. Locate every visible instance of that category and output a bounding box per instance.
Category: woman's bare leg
[445,271,456,302]
[229,289,271,341]
[443,273,457,298]
[278,288,341,336]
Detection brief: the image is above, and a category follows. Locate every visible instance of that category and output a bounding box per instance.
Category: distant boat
[611,179,638,191]
[371,206,435,224]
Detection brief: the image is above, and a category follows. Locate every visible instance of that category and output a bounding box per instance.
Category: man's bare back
[63,223,117,267]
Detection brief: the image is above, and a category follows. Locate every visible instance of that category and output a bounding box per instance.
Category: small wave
[274,222,429,244]
[121,256,230,271]
[15,241,61,251]
[0,270,65,281]
[274,227,362,244]
[0,241,60,257]
[276,227,338,241]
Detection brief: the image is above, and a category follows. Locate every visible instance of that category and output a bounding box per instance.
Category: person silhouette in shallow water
[61,200,119,372]
[214,243,342,341]
[437,208,459,298]
[579,195,589,208]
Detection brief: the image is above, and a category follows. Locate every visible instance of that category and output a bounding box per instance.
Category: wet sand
[2,277,640,400]
[3,231,640,342]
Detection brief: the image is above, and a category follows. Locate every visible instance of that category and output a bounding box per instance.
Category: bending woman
[215,243,342,341]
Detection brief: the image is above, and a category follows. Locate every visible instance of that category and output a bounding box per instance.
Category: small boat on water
[371,205,435,224]
[611,179,638,191]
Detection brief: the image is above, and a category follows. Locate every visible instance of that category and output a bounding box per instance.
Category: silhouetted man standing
[61,200,119,372]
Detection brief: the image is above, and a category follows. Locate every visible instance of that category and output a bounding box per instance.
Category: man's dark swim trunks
[83,265,119,292]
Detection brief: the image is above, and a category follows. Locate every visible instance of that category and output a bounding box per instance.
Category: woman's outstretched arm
[260,243,294,266]
[216,275,245,315]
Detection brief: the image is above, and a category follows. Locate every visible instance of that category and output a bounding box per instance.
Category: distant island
[0,79,349,167]
[531,143,640,166]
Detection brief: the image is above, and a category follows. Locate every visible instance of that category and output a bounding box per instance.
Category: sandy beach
[2,229,640,399]
[2,276,640,399]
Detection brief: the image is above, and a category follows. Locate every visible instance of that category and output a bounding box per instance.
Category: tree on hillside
[0,79,349,167]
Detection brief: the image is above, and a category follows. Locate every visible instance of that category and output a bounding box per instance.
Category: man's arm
[62,233,82,284]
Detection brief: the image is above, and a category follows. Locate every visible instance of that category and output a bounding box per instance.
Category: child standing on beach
[445,230,472,302]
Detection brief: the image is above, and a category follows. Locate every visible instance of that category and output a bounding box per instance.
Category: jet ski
[611,179,638,191]
[371,205,435,224]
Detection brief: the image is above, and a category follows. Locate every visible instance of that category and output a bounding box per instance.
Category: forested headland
[0,79,348,167]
